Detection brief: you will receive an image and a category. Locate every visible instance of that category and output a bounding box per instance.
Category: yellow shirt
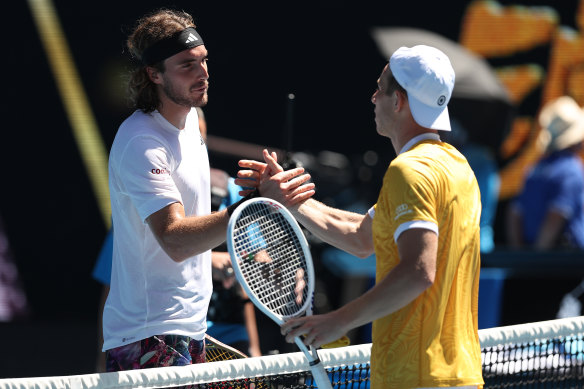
[370,136,483,388]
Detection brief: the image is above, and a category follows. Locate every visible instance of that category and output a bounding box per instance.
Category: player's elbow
[155,232,194,262]
[420,271,435,289]
[416,265,435,290]
[161,242,191,262]
[348,215,374,258]
[352,244,375,259]
[159,233,213,262]
[354,232,375,258]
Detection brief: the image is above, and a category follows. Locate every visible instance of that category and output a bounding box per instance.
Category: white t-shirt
[103,109,212,351]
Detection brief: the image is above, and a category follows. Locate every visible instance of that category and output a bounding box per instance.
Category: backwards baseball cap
[389,45,455,131]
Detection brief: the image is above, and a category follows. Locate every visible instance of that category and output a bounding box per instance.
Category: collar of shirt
[399,133,441,155]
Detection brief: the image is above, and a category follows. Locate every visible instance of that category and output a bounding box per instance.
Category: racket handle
[310,362,333,389]
[294,338,333,389]
[294,337,315,361]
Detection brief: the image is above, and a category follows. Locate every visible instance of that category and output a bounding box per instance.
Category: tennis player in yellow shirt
[242,45,484,388]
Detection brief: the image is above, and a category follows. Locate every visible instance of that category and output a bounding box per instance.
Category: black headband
[141,27,204,65]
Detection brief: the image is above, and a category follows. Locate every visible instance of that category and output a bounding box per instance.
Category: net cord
[3,317,584,388]
[0,344,372,389]
[479,315,584,348]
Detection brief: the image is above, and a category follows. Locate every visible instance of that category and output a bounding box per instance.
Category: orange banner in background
[460,0,584,199]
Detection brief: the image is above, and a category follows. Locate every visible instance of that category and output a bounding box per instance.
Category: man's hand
[236,149,315,207]
[280,310,348,349]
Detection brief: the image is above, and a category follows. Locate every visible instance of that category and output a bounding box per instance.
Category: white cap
[389,45,455,131]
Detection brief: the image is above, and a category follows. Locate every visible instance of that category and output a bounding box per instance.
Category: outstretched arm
[294,199,374,258]
[238,149,374,258]
[148,159,313,262]
[147,203,230,262]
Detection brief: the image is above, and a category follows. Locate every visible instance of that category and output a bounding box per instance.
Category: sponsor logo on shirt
[394,203,412,220]
[151,168,170,175]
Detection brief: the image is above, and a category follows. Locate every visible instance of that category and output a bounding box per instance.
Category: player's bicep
[146,202,186,260]
[396,228,437,285]
[356,213,374,257]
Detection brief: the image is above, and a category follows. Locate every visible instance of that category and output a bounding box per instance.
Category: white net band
[0,343,371,389]
[3,316,584,389]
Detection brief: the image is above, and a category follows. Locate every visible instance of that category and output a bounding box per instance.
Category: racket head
[205,334,248,361]
[226,197,315,325]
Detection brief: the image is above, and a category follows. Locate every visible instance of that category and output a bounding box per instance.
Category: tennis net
[1,316,583,388]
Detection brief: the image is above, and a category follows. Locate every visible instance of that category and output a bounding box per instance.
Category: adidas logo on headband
[185,33,198,43]
[141,27,204,65]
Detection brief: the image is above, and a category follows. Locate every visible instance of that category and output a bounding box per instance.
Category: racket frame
[226,197,332,389]
[227,197,315,324]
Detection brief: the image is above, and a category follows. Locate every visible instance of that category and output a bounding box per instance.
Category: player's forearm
[335,261,433,330]
[153,210,229,262]
[293,199,374,258]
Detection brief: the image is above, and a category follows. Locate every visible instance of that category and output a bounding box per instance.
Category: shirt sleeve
[385,160,438,242]
[118,135,183,222]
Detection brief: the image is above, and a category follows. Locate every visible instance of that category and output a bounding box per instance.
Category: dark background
[1,0,583,378]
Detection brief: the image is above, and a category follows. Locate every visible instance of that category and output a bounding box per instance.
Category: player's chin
[194,95,208,107]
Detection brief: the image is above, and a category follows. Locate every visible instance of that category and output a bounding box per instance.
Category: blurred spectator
[444,119,500,253]
[557,278,584,319]
[0,217,29,321]
[506,96,584,250]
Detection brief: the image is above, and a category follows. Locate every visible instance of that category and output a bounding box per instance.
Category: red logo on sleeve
[151,169,170,175]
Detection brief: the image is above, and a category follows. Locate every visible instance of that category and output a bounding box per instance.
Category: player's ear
[394,90,407,111]
[146,66,162,84]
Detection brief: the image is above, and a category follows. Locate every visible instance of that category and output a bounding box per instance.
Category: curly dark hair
[126,9,196,112]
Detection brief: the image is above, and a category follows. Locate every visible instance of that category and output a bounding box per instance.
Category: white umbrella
[371,27,511,103]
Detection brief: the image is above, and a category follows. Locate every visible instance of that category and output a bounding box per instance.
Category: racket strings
[233,204,309,318]
[237,235,307,315]
[206,345,240,362]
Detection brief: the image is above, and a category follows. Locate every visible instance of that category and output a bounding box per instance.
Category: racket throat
[294,337,322,364]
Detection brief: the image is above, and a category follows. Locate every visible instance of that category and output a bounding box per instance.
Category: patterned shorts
[105,334,206,372]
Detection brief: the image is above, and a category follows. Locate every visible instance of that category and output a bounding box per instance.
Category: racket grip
[311,363,333,389]
[294,337,316,362]
[294,338,333,389]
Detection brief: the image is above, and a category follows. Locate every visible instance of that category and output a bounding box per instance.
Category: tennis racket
[227,197,333,389]
[205,334,267,389]
[205,334,248,362]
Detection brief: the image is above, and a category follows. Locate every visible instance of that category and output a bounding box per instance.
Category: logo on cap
[437,95,446,106]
